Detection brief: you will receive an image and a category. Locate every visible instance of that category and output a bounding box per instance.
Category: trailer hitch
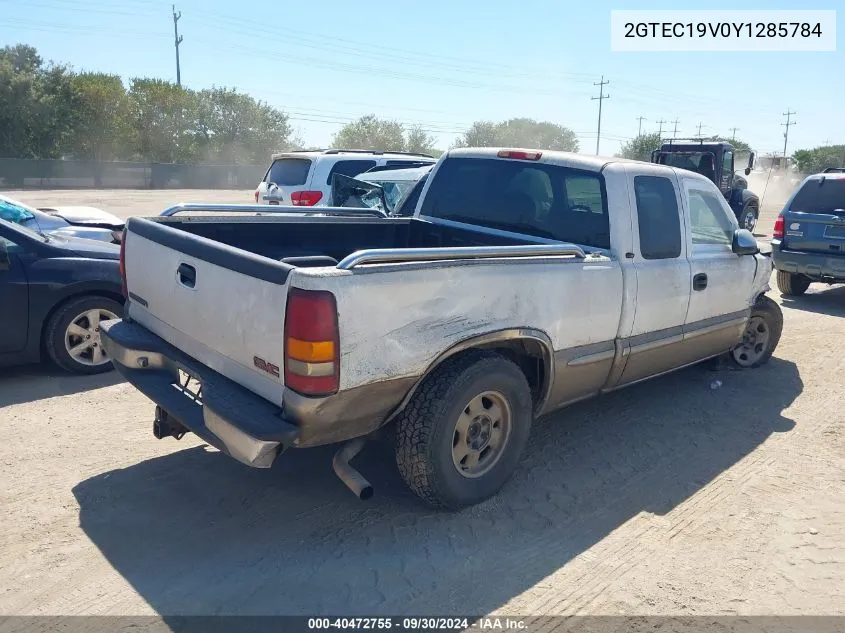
[153,406,188,440]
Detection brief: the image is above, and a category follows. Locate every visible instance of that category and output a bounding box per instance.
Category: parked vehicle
[0,194,124,244]
[772,167,845,296]
[0,218,124,374]
[332,164,433,213]
[103,147,780,509]
[254,149,436,207]
[651,139,760,232]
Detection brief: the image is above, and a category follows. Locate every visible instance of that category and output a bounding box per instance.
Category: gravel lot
[1,188,843,618]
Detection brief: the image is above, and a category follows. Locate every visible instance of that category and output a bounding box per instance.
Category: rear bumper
[100,319,299,468]
[771,242,845,281]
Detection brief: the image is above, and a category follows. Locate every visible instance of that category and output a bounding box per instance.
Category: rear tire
[730,296,783,369]
[45,295,123,375]
[394,351,533,510]
[776,270,811,296]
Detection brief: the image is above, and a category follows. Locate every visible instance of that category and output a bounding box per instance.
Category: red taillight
[254,190,260,203]
[291,190,323,206]
[119,234,128,298]
[284,288,339,396]
[497,150,542,161]
[773,214,784,239]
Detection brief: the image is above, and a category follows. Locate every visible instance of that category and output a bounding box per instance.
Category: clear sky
[1,0,842,156]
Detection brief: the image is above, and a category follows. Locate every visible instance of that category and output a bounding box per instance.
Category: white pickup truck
[102,147,781,509]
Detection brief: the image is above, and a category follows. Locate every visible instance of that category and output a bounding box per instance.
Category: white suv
[254,149,436,207]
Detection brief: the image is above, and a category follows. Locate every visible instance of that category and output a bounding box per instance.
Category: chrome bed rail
[336,244,587,270]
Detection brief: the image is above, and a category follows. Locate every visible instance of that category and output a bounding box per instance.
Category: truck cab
[652,140,759,232]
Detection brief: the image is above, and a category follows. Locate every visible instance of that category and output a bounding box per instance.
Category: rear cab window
[419,157,610,249]
[788,177,845,214]
[264,158,312,186]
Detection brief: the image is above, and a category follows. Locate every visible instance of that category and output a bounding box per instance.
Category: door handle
[693,273,708,291]
[177,263,196,288]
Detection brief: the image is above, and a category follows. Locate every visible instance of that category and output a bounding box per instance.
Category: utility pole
[636,116,647,137]
[672,118,680,138]
[656,119,667,138]
[172,5,183,86]
[729,127,739,140]
[591,75,610,155]
[782,110,796,172]
[695,122,704,137]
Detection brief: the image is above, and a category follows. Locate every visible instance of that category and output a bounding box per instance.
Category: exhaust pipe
[332,438,374,500]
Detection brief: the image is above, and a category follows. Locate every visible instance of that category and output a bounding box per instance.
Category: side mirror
[745,152,755,176]
[650,149,659,163]
[732,229,759,255]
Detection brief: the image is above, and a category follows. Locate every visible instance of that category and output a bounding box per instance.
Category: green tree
[617,132,663,162]
[792,145,845,174]
[195,87,295,163]
[454,118,579,152]
[63,72,133,160]
[405,125,437,155]
[331,114,406,151]
[0,44,76,159]
[128,78,200,163]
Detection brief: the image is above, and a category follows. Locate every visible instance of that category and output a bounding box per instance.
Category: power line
[636,116,647,137]
[672,119,680,138]
[172,5,183,86]
[656,119,667,137]
[695,122,704,137]
[729,127,739,140]
[782,110,797,159]
[591,75,610,155]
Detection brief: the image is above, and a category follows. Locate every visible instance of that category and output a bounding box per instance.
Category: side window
[634,176,682,259]
[688,189,735,246]
[325,160,377,185]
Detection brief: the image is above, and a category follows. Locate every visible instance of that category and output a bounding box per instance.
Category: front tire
[776,270,811,296]
[45,296,123,375]
[395,351,533,509]
[739,205,759,232]
[730,296,783,369]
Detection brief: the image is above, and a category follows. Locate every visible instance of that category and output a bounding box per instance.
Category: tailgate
[782,211,845,256]
[123,217,292,405]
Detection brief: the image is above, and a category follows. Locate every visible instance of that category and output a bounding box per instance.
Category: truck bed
[135,214,544,267]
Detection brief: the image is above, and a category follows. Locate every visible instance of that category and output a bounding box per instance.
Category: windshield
[659,152,717,180]
[788,179,845,214]
[0,216,47,243]
[0,198,37,224]
[419,157,610,248]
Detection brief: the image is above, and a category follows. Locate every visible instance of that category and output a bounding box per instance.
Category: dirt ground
[1,189,844,618]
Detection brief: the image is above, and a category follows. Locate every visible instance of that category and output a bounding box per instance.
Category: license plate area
[173,367,203,404]
[823,223,845,239]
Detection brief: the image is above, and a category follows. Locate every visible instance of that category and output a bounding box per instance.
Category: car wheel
[45,296,123,375]
[395,351,533,509]
[776,270,811,296]
[730,296,783,369]
[739,205,758,232]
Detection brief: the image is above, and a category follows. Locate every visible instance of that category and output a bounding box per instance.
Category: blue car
[772,167,845,295]
[0,194,124,244]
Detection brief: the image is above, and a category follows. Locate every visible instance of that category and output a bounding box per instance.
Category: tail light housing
[497,150,542,161]
[284,288,339,395]
[773,214,784,239]
[291,190,323,206]
[119,234,128,298]
[254,190,260,203]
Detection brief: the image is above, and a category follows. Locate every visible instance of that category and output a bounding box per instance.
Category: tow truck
[652,139,759,232]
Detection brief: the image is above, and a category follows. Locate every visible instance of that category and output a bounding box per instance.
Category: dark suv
[772,167,845,295]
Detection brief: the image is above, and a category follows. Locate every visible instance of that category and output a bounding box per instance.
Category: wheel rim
[64,308,119,366]
[743,210,757,231]
[732,316,770,367]
[451,390,512,479]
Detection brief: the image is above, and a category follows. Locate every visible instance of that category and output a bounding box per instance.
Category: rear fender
[384,328,555,424]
